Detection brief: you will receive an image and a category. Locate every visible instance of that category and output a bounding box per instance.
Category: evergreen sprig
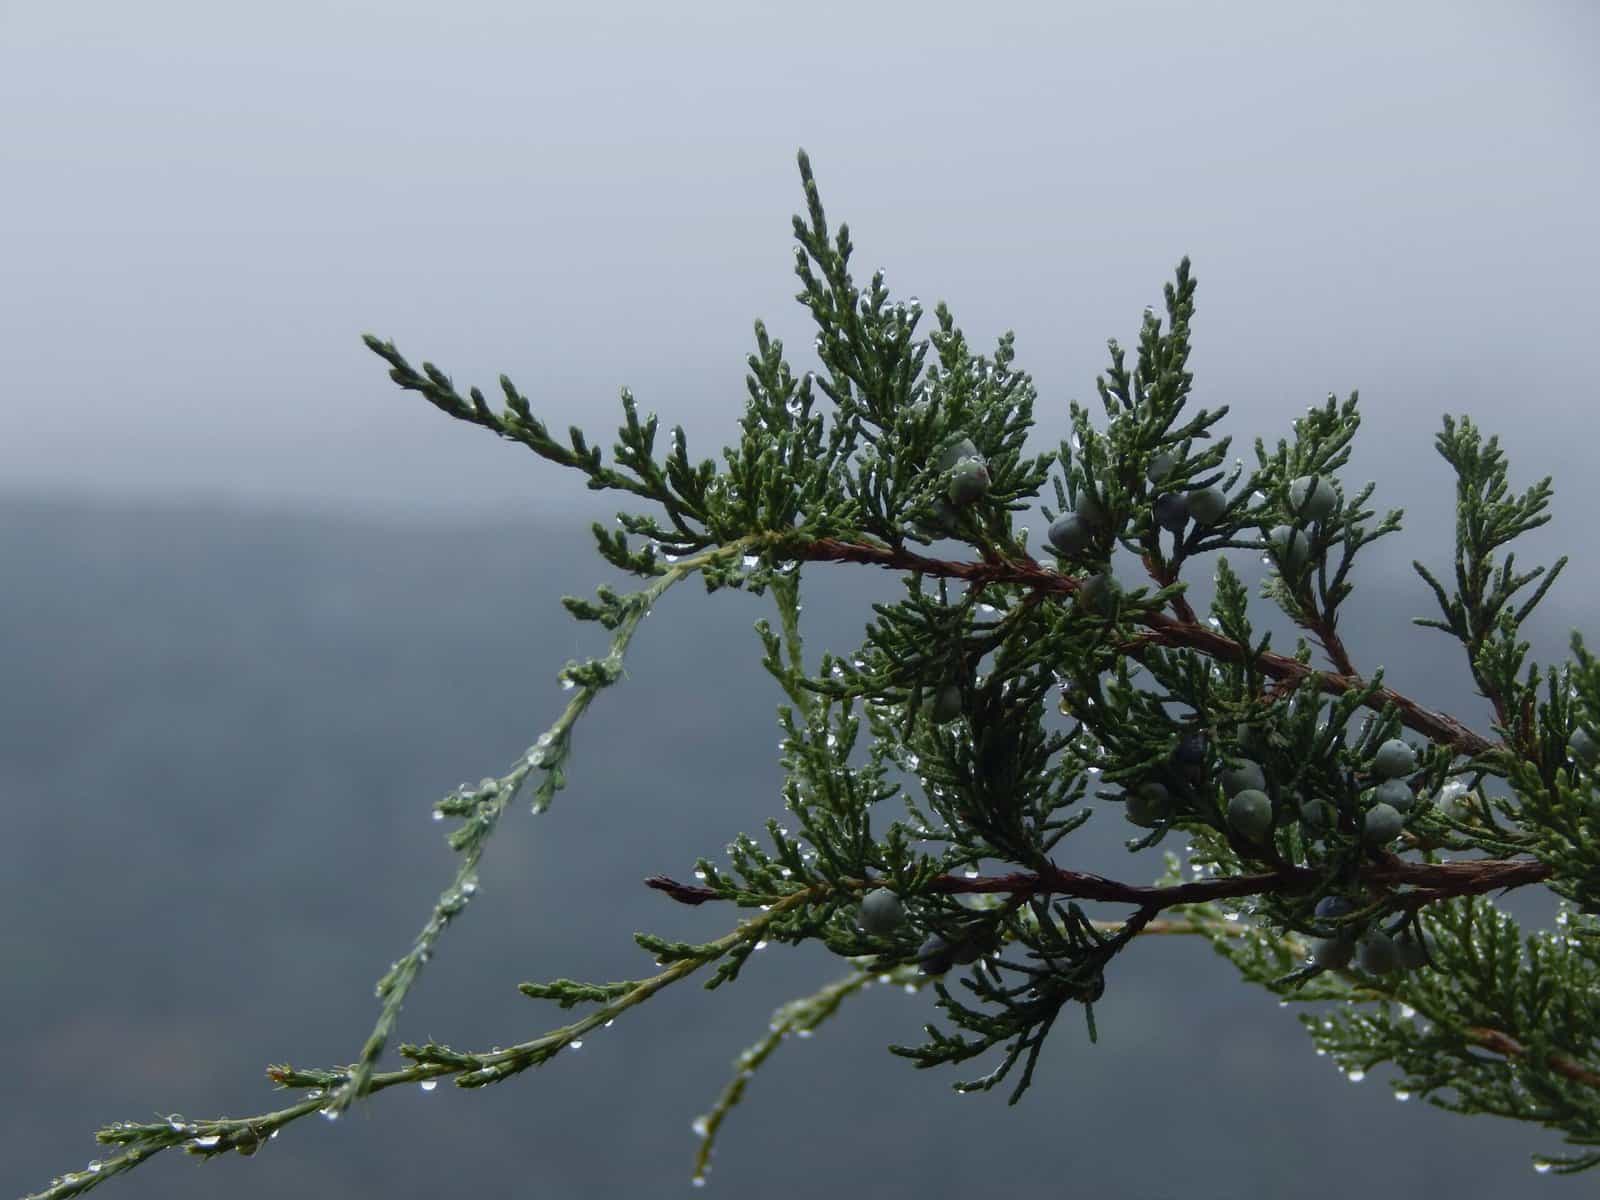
[31,149,1600,1198]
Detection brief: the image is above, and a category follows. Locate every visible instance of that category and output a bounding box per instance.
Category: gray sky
[4,0,1597,541]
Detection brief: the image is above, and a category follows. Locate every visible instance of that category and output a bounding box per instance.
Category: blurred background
[3,2,1597,1196]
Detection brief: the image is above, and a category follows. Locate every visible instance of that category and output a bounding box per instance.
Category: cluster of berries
[1307,895,1433,974]
[1115,733,1424,850]
[1267,474,1340,573]
[919,437,992,536]
[1045,450,1231,561]
[855,887,990,976]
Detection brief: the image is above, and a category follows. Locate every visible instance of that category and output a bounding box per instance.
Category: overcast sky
[3,1,1597,544]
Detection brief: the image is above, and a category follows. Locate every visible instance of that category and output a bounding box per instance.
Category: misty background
[3,2,1598,1197]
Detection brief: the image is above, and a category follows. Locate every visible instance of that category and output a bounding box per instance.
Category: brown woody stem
[797,537,1495,758]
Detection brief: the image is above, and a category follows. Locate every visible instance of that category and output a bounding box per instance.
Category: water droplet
[692,1175,708,1188]
[167,1115,186,1131]
[604,1019,615,1028]
[462,879,478,896]
[694,869,707,881]
[86,1160,102,1173]
[742,555,760,569]
[1399,1003,1416,1019]
[571,1040,583,1050]
[903,982,918,994]
[420,1080,438,1092]
[431,810,445,821]
[754,940,769,951]
[321,1108,340,1121]
[1346,1068,1366,1083]
[194,1135,220,1148]
[692,1117,710,1138]
[561,677,576,691]
[1394,1089,1411,1102]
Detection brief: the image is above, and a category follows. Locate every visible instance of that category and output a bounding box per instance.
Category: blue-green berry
[1236,723,1269,756]
[1311,935,1355,969]
[915,497,959,538]
[930,683,963,724]
[1372,739,1417,778]
[1227,788,1274,840]
[858,888,905,936]
[1077,571,1115,615]
[936,438,979,472]
[1373,778,1414,813]
[1146,450,1176,485]
[1434,779,1473,820]
[1187,486,1228,526]
[1394,931,1432,971]
[1300,796,1337,833]
[1288,474,1339,523]
[916,933,955,975]
[1074,487,1108,529]
[1268,524,1312,572]
[1125,781,1172,828]
[1363,801,1405,844]
[1174,732,1208,768]
[1356,931,1401,975]
[1047,513,1094,556]
[1568,727,1599,767]
[947,457,991,506]
[1153,493,1189,532]
[1315,895,1357,920]
[1220,759,1267,796]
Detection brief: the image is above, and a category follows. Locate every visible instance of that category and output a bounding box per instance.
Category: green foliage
[31,149,1600,1199]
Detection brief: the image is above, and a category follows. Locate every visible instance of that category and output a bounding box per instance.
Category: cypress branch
[32,147,1600,1196]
